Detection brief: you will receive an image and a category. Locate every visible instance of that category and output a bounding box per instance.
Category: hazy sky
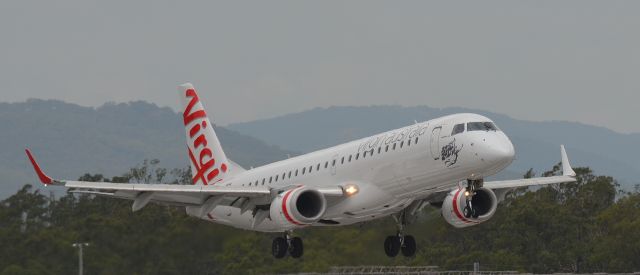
[1,1,638,133]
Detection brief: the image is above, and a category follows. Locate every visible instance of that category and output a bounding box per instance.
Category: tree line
[1,161,639,274]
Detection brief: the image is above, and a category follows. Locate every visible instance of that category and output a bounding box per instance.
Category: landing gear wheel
[471,207,479,218]
[272,237,288,259]
[384,236,401,257]
[289,237,304,258]
[463,206,472,218]
[401,235,417,257]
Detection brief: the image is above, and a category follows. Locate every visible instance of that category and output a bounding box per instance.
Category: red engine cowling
[270,186,327,229]
[441,187,498,228]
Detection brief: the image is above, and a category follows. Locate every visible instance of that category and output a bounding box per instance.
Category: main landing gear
[463,179,483,219]
[384,210,417,258]
[272,231,303,259]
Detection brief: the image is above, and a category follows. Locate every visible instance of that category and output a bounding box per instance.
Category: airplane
[25,83,577,259]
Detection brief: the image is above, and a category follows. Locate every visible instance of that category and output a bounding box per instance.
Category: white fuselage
[187,113,515,232]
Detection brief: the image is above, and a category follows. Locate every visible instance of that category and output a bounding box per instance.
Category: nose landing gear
[463,179,483,219]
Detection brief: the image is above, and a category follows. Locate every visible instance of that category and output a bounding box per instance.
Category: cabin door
[430,126,442,160]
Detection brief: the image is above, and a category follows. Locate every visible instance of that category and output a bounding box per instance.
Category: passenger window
[255,180,258,186]
[275,175,278,182]
[356,153,359,160]
[302,167,306,174]
[393,143,397,150]
[451,123,465,135]
[295,170,298,176]
[309,165,313,172]
[400,141,404,148]
[386,145,389,152]
[341,157,345,164]
[288,171,292,178]
[370,149,374,156]
[282,172,286,179]
[348,155,352,162]
[262,178,265,185]
[325,161,328,168]
[332,159,336,166]
[378,147,382,154]
[415,137,418,144]
[269,177,272,183]
[408,139,411,146]
[363,151,367,158]
[317,163,320,170]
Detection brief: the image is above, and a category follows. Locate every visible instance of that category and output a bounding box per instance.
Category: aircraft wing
[483,145,576,190]
[25,149,344,212]
[483,175,576,190]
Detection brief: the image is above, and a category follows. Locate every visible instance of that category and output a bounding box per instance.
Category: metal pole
[73,243,89,275]
[78,244,83,275]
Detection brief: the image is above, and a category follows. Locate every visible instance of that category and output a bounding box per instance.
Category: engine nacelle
[270,186,327,229]
[441,187,498,228]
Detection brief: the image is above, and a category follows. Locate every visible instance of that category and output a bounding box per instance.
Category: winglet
[560,145,576,177]
[25,149,54,185]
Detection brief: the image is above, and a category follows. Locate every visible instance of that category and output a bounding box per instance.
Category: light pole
[72,242,89,275]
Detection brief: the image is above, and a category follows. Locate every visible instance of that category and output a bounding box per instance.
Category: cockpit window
[451,123,465,135]
[467,122,499,132]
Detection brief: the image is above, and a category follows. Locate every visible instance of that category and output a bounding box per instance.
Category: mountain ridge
[0,99,296,198]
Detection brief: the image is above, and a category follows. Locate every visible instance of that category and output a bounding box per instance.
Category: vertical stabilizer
[179,83,229,185]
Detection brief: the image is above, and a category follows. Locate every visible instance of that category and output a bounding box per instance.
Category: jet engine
[270,186,327,229]
[441,187,498,228]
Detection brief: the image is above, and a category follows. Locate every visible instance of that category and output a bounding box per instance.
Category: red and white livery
[26,83,577,258]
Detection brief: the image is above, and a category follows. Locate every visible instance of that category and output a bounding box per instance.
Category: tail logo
[183,89,227,185]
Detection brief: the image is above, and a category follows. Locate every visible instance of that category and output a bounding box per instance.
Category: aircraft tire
[401,235,417,257]
[384,236,401,257]
[463,206,472,218]
[289,237,304,258]
[272,237,288,259]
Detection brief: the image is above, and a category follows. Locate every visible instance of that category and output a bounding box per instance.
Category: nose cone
[484,136,515,167]
[492,141,515,163]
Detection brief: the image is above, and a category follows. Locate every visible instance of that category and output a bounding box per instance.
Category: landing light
[464,191,470,197]
[344,184,359,197]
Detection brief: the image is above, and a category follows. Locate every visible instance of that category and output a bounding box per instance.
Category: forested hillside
[1,162,638,274]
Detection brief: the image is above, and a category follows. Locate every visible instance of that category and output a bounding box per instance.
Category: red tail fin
[178,83,230,185]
